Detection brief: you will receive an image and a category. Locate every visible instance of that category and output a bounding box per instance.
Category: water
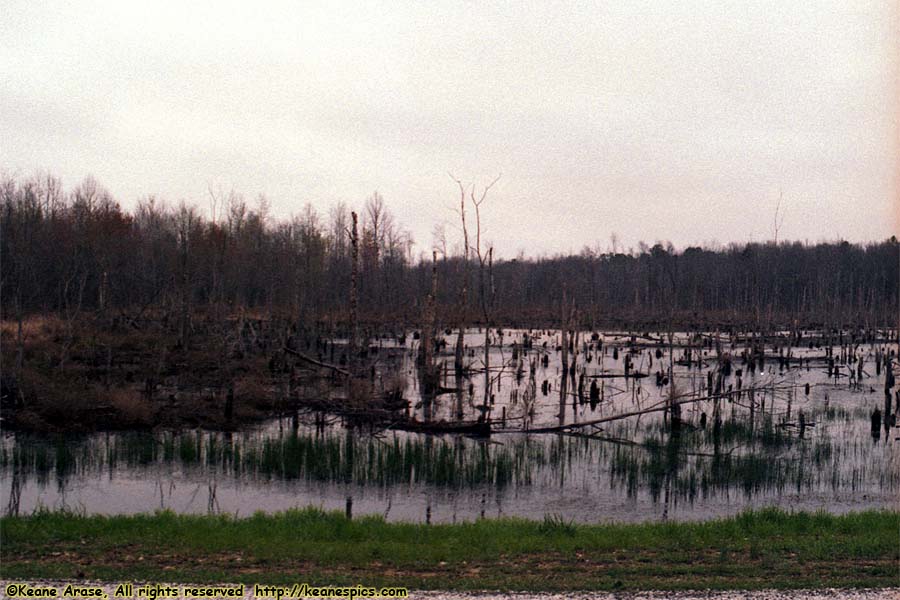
[2,329,897,523]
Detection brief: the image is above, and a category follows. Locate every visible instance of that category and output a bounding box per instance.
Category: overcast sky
[2,0,897,257]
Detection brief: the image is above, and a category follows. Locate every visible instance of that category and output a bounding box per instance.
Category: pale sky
[2,0,898,257]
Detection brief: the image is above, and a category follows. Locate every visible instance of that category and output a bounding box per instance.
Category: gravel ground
[2,582,898,600]
[413,591,900,599]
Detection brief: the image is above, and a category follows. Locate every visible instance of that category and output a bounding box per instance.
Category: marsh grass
[4,417,895,506]
[1,429,563,489]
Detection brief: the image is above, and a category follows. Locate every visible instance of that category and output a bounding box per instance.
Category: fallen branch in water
[510,381,793,434]
[282,346,350,376]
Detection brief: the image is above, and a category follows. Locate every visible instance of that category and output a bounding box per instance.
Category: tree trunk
[179,247,189,350]
[561,287,569,377]
[421,251,438,389]
[455,190,469,374]
[348,211,359,375]
[15,292,24,375]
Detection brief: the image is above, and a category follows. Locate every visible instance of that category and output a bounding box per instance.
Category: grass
[1,508,897,591]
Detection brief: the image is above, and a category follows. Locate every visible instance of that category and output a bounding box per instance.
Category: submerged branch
[282,346,350,377]
[511,382,793,434]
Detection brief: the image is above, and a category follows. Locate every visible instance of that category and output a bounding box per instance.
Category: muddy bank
[0,313,410,433]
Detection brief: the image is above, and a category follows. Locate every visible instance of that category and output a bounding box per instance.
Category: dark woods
[2,173,898,330]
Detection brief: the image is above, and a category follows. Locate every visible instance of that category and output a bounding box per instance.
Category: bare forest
[3,174,897,331]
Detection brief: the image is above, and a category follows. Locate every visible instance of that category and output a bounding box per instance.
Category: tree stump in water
[871,408,882,438]
[225,385,234,421]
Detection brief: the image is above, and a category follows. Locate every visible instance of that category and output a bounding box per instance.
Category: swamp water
[2,330,897,523]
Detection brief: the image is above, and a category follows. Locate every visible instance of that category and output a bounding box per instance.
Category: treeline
[2,173,897,330]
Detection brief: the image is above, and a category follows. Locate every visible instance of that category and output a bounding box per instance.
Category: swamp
[2,324,898,523]
[1,174,898,591]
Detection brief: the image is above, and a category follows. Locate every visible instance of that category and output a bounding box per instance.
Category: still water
[2,329,897,523]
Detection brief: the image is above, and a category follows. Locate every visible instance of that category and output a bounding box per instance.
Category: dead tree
[449,176,470,375]
[175,203,198,350]
[347,211,360,375]
[419,250,439,391]
[14,295,24,376]
[465,175,501,406]
[560,286,572,377]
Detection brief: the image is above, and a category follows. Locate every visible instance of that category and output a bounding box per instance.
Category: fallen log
[434,385,463,395]
[517,382,792,434]
[586,372,648,379]
[282,346,350,376]
[390,419,491,437]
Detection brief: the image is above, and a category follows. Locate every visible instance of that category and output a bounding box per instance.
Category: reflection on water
[1,329,897,523]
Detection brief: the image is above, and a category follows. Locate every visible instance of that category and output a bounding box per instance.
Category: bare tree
[449,175,470,375]
[457,174,501,406]
[347,211,360,375]
[419,250,439,391]
[364,191,387,266]
[773,189,786,245]
[431,222,448,260]
[175,202,200,349]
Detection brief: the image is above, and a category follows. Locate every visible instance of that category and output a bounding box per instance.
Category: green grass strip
[2,508,898,591]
